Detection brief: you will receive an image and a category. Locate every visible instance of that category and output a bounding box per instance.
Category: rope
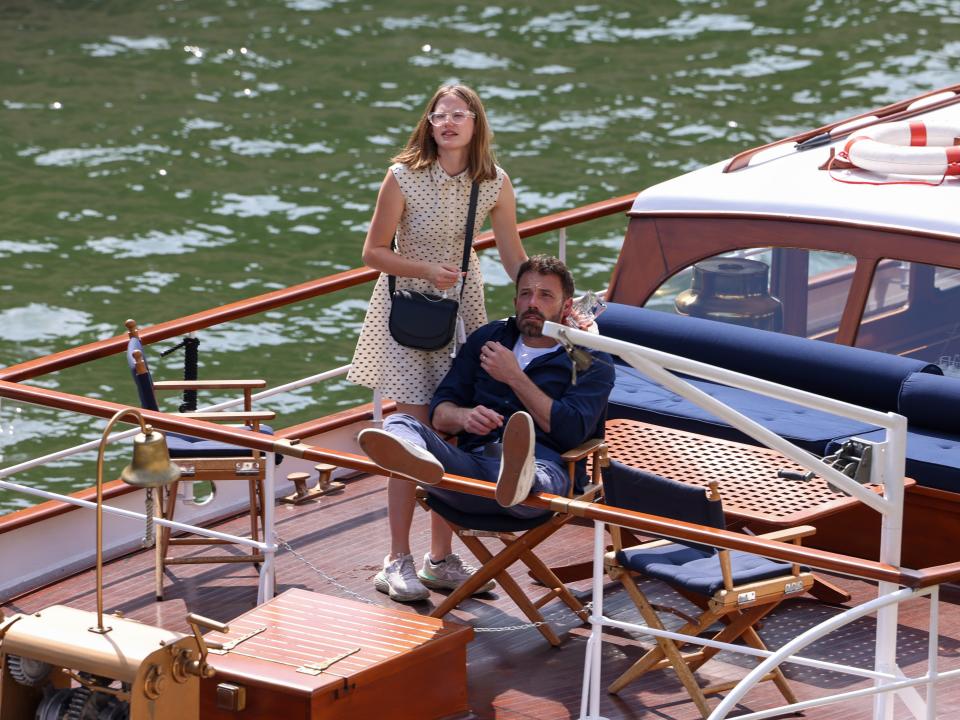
[160,335,200,411]
[142,488,155,547]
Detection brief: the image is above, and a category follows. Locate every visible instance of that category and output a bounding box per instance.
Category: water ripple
[32,144,169,168]
[0,304,95,342]
[210,136,333,156]
[82,35,171,58]
[86,227,234,259]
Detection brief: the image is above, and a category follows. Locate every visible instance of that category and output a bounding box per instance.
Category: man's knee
[384,413,430,435]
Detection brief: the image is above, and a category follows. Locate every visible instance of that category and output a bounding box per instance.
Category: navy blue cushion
[424,493,551,532]
[609,365,879,454]
[828,428,960,493]
[166,424,275,459]
[598,303,941,413]
[617,544,796,596]
[899,372,960,435]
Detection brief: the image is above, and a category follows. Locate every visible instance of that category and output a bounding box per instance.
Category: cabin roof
[630,101,960,238]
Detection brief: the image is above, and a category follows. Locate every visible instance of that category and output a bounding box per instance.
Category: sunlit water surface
[2,0,958,510]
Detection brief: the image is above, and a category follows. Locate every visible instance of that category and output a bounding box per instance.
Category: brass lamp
[92,408,180,634]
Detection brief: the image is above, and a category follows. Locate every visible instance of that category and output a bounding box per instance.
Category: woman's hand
[425,263,464,291]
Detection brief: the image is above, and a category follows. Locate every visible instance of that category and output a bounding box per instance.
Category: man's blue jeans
[384,413,569,519]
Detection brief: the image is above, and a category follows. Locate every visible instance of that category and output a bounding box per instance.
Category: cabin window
[854,260,960,372]
[645,247,856,341]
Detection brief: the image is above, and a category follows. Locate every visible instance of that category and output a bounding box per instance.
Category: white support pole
[874,414,908,720]
[926,585,940,720]
[708,586,919,720]
[579,519,609,720]
[257,451,277,604]
[558,227,567,264]
[372,388,384,424]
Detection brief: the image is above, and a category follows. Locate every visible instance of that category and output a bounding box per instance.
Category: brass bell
[121,425,181,489]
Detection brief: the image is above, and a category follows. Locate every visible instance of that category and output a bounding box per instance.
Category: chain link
[275,533,592,633]
[276,533,378,606]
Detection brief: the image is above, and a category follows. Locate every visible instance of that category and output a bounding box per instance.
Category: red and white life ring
[843,120,960,176]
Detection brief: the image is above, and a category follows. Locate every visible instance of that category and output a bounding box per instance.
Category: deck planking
[3,471,959,719]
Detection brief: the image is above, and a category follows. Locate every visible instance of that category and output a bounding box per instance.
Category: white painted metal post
[558,227,567,264]
[926,584,940,720]
[257,452,277,604]
[372,388,383,424]
[874,415,907,720]
[580,519,609,720]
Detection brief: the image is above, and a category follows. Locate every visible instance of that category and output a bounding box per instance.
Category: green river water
[1,0,959,511]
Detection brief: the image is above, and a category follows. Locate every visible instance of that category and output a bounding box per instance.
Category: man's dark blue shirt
[429,317,614,488]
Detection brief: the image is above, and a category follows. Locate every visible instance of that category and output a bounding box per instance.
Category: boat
[2,84,960,719]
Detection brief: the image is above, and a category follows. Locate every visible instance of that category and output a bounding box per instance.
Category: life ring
[842,120,960,176]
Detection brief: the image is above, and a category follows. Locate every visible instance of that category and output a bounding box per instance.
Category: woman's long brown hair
[392,84,498,182]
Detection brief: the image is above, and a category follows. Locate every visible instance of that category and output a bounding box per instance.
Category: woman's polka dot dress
[347,161,505,404]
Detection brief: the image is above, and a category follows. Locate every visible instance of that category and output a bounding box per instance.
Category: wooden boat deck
[4,469,959,719]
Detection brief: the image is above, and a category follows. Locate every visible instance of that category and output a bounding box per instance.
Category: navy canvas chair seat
[618,545,798,597]
[125,319,277,600]
[414,437,609,647]
[602,461,815,718]
[165,427,274,458]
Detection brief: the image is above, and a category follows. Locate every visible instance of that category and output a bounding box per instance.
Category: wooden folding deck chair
[602,460,815,718]
[125,320,277,600]
[416,438,609,646]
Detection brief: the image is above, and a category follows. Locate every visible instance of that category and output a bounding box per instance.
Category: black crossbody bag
[387,180,479,351]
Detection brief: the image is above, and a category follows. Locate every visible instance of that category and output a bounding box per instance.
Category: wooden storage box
[200,588,473,719]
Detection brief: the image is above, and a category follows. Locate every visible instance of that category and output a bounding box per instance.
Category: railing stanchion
[580,519,609,720]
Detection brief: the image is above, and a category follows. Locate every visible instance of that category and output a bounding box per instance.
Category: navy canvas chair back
[126,336,159,412]
[603,460,724,552]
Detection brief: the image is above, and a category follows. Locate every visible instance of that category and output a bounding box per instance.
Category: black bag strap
[389,180,480,297]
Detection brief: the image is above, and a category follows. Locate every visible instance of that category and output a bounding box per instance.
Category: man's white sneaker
[496,411,536,508]
[374,553,430,602]
[417,552,495,594]
[358,428,444,485]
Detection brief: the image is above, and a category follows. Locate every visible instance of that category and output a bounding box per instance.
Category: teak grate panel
[605,419,874,526]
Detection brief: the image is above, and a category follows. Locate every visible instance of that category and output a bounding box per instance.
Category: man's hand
[479,341,522,384]
[462,405,504,436]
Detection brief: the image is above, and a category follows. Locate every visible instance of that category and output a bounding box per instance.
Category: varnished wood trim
[723,84,960,172]
[0,194,635,384]
[277,401,396,440]
[0,378,936,585]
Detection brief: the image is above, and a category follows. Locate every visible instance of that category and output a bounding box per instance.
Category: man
[359,255,615,602]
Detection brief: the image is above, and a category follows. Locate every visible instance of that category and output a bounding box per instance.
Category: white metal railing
[541,322,948,720]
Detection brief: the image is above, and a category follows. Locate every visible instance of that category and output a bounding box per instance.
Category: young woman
[348,84,527,602]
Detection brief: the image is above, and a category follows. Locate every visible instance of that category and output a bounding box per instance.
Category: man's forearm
[507,373,553,432]
[431,401,467,435]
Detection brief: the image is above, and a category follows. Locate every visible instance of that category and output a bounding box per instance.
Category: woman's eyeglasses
[427,111,476,127]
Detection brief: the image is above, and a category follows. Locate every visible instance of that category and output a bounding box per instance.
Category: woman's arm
[488,174,527,281]
[360,170,463,290]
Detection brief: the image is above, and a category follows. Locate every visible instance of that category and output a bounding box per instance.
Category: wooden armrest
[561,438,606,464]
[180,411,276,423]
[153,379,267,391]
[756,525,817,544]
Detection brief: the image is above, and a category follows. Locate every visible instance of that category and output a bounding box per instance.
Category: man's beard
[518,309,560,337]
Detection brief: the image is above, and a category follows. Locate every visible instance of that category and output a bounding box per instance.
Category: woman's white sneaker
[374,553,430,602]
